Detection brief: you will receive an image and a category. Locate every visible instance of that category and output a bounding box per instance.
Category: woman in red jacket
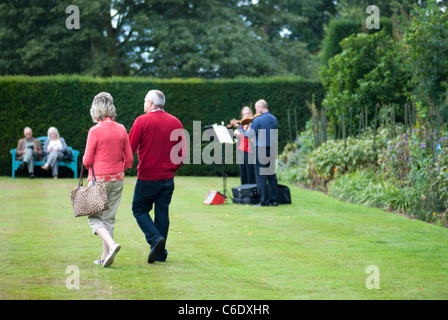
[83,92,134,268]
[232,106,256,185]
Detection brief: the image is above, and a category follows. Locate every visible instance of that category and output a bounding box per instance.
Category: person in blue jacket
[246,99,279,206]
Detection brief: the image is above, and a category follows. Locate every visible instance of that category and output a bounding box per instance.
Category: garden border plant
[278,0,448,227]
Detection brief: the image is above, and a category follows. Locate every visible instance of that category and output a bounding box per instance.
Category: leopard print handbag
[71,162,109,217]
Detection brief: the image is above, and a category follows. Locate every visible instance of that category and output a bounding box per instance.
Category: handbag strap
[78,160,97,188]
[90,161,98,183]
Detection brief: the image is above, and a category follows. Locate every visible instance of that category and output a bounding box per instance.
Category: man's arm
[244,119,259,139]
[128,118,141,154]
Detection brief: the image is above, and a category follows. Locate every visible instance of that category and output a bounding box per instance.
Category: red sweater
[83,118,134,177]
[129,110,186,181]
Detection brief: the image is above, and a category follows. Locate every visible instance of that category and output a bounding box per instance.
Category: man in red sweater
[129,89,186,263]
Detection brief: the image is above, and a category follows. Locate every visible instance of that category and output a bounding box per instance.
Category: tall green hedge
[0,76,324,177]
[320,17,393,66]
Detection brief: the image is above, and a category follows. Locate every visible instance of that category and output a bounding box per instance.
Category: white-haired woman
[83,92,134,268]
[41,127,67,179]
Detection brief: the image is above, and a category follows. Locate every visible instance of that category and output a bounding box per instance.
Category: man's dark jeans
[254,146,278,206]
[132,178,174,261]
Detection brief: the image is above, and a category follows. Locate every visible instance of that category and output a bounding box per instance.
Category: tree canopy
[0,0,331,79]
[320,0,448,127]
[2,0,446,83]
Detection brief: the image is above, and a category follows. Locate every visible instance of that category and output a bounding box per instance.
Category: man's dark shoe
[269,202,278,206]
[148,237,165,264]
[156,249,168,262]
[29,173,34,179]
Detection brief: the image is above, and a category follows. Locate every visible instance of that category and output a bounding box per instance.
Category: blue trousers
[254,147,278,205]
[132,178,174,261]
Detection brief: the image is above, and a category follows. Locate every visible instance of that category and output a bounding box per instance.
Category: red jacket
[238,124,252,153]
[129,110,186,181]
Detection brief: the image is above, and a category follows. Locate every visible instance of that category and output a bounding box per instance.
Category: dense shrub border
[0,76,324,177]
[278,123,448,226]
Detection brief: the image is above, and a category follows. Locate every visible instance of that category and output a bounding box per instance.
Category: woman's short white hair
[90,92,117,123]
[47,127,60,139]
[145,90,165,108]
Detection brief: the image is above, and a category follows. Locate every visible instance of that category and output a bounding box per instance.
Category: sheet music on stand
[212,124,234,144]
[211,124,235,200]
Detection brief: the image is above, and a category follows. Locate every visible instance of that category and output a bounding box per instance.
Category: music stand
[212,124,235,199]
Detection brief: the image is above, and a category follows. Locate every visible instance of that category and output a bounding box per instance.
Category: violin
[226,114,261,128]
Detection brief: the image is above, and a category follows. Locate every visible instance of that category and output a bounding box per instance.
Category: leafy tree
[335,0,427,20]
[115,0,317,78]
[291,0,338,53]
[320,0,448,135]
[0,0,128,76]
[0,0,76,75]
[404,0,448,111]
[0,0,318,79]
[320,30,410,127]
[237,0,337,53]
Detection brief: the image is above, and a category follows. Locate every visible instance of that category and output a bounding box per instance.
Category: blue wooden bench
[10,136,80,179]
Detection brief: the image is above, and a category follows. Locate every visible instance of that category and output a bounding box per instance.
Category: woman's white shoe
[102,243,121,268]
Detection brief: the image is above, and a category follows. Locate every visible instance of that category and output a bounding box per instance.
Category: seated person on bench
[41,126,68,179]
[15,127,43,179]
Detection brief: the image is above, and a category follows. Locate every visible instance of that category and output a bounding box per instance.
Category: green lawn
[1,176,448,300]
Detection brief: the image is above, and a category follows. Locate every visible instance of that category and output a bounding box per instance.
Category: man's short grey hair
[24,127,32,134]
[90,92,117,123]
[145,90,165,108]
[255,99,268,110]
[47,126,60,139]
